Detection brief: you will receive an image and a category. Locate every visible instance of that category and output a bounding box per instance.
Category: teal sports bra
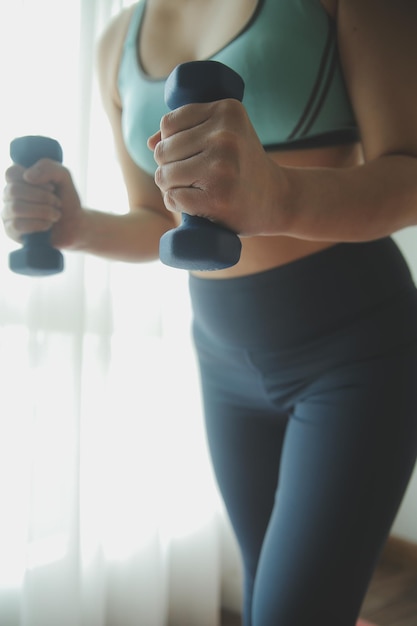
[118,0,360,175]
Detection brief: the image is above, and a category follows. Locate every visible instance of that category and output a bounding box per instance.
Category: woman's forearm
[71,207,174,263]
[278,154,417,242]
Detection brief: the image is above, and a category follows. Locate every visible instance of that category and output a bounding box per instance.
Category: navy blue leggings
[189,239,417,626]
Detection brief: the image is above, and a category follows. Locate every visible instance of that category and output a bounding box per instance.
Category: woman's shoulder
[95,3,139,110]
[96,3,138,64]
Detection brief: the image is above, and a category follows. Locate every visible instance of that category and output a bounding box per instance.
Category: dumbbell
[8,135,64,276]
[159,60,245,271]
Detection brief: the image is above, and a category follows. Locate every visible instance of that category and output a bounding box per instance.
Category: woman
[3,1,417,624]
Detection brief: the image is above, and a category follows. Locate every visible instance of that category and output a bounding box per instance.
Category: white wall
[392,226,417,544]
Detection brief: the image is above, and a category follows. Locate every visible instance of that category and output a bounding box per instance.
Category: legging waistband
[189,238,417,350]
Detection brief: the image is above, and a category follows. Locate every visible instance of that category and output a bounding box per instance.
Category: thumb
[147,130,162,151]
[23,158,67,187]
[23,159,81,211]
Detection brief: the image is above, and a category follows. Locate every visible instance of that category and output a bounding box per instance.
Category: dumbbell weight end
[159,214,242,271]
[9,232,64,276]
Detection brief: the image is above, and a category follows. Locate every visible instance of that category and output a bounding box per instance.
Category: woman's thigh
[199,366,288,577]
[202,394,288,625]
[252,345,417,626]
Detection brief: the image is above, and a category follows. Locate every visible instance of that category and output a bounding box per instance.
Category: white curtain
[0,2,242,625]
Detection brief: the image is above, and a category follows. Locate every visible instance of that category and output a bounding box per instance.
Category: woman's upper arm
[336,0,417,162]
[95,8,175,224]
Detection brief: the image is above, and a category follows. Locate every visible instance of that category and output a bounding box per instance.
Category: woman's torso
[117,0,364,278]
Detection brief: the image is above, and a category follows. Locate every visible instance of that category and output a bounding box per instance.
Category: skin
[2,0,417,278]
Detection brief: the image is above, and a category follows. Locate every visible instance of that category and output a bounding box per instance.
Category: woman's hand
[2,159,85,249]
[148,99,285,237]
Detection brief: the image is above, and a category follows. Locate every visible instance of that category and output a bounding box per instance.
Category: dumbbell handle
[159,61,244,271]
[9,136,64,276]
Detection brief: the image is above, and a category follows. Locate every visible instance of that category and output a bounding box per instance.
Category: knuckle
[160,111,176,138]
[37,157,61,170]
[154,165,165,190]
[163,190,176,212]
[215,97,244,122]
[5,180,22,197]
[207,153,239,210]
[6,201,25,219]
[59,164,72,180]
[5,165,24,182]
[210,131,240,176]
[2,183,13,201]
[153,140,165,165]
[216,128,240,156]
[10,218,27,235]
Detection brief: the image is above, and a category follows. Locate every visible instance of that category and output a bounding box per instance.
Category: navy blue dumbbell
[9,135,64,276]
[159,61,245,271]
